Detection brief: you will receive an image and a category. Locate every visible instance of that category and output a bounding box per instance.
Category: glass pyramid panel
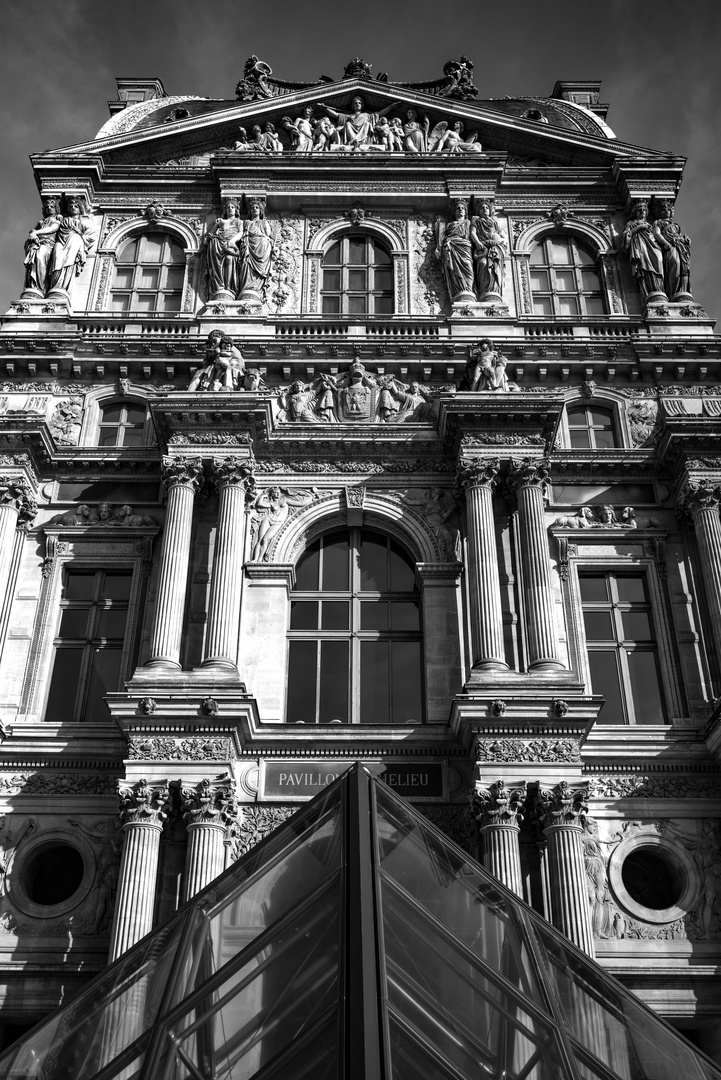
[0,766,719,1080]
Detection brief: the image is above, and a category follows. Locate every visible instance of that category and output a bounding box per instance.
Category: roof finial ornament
[343,58,373,81]
[440,56,478,100]
[235,56,275,101]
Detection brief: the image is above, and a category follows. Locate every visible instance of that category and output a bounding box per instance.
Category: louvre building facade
[1,53,721,1069]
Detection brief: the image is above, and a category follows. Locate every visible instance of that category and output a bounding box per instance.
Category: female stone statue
[203,199,243,299]
[622,200,665,303]
[471,201,506,299]
[237,199,274,302]
[402,108,429,153]
[653,200,692,300]
[436,201,475,302]
[282,107,315,152]
[47,195,95,294]
[23,197,61,296]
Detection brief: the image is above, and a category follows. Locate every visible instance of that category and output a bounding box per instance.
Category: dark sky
[2,0,720,315]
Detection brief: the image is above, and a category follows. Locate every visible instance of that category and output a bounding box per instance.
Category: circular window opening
[621,846,684,910]
[21,843,85,906]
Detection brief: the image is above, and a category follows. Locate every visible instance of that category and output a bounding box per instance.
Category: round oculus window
[20,842,85,906]
[620,846,684,910]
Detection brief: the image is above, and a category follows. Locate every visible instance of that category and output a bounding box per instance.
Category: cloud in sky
[0,0,719,311]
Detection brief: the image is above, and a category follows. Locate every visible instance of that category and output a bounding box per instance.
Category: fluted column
[507,458,563,671]
[202,457,253,670]
[182,778,237,900]
[678,479,721,671]
[145,456,203,669]
[471,778,526,896]
[109,779,170,960]
[0,474,36,591]
[458,459,508,670]
[535,781,594,956]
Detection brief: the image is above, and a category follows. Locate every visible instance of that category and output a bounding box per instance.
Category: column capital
[211,456,255,492]
[676,476,721,518]
[0,474,37,528]
[471,778,526,828]
[534,780,588,830]
[457,457,500,494]
[182,777,237,826]
[161,455,204,494]
[118,778,172,826]
[506,456,552,496]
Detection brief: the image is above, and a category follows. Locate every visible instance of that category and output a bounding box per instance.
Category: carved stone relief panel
[409,216,449,316]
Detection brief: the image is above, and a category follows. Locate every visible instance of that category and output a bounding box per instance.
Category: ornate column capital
[506,457,552,497]
[457,457,500,494]
[118,778,172,826]
[534,780,588,830]
[182,777,237,826]
[0,474,37,528]
[161,455,204,494]
[471,778,526,828]
[676,477,721,518]
[211,456,255,492]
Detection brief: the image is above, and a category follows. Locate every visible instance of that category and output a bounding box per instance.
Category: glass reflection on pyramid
[1,764,719,1079]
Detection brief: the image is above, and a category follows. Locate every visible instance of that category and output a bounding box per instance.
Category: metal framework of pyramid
[1,764,719,1080]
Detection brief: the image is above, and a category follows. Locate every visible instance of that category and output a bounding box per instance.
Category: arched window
[110,232,185,313]
[97,400,148,447]
[566,403,618,449]
[321,234,394,315]
[286,528,423,724]
[529,235,604,317]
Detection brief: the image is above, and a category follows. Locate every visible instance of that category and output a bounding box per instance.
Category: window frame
[285,527,425,725]
[78,392,155,448]
[564,402,620,450]
[528,233,606,318]
[97,400,150,448]
[320,232,395,317]
[109,230,187,314]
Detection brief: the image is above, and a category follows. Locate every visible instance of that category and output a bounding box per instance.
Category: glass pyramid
[1,763,719,1080]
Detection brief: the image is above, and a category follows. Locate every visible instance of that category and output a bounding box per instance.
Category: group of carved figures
[622,199,692,303]
[23,195,96,299]
[229,97,482,156]
[203,198,273,302]
[436,200,507,303]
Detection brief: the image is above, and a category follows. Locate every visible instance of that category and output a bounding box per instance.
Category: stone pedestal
[458,459,508,671]
[535,782,594,957]
[145,457,203,669]
[109,780,170,960]
[182,778,237,900]
[508,459,563,671]
[202,457,252,671]
[471,779,526,896]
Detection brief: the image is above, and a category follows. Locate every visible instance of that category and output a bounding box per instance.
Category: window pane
[46,648,84,722]
[373,243,391,265]
[320,601,349,630]
[589,408,612,427]
[324,241,341,264]
[549,237,571,263]
[165,266,185,291]
[101,404,123,424]
[529,244,545,265]
[96,608,128,638]
[117,238,138,263]
[576,243,597,266]
[319,641,348,723]
[616,577,646,602]
[287,641,317,723]
[373,295,393,315]
[594,429,616,449]
[321,534,349,590]
[621,611,652,640]
[580,576,608,602]
[136,293,156,312]
[139,234,164,262]
[583,612,614,641]
[374,268,393,292]
[361,601,388,631]
[113,267,133,289]
[110,293,130,312]
[348,238,366,264]
[58,608,91,638]
[627,651,665,723]
[348,295,367,314]
[532,296,553,316]
[391,641,422,723]
[138,267,159,289]
[348,269,367,291]
[98,428,120,447]
[161,291,182,312]
[63,572,96,601]
[103,573,132,600]
[581,269,602,291]
[122,428,144,446]
[567,407,587,428]
[85,647,122,721]
[166,240,185,264]
[322,269,341,291]
[295,541,320,590]
[585,295,605,316]
[391,602,420,631]
[555,270,575,292]
[530,271,549,290]
[588,651,625,723]
[360,534,387,590]
[569,429,591,448]
[361,641,389,724]
[558,295,579,315]
[322,295,340,314]
[389,541,415,592]
[290,601,319,630]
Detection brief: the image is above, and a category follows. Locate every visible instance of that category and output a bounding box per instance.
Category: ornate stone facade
[0,55,720,1064]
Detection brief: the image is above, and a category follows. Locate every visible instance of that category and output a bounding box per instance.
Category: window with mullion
[287,529,423,724]
[580,571,666,724]
[321,235,394,316]
[97,401,148,447]
[110,231,186,314]
[566,404,618,449]
[45,568,133,722]
[529,235,605,317]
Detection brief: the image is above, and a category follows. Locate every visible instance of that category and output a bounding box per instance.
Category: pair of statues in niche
[229,97,482,156]
[277,359,436,424]
[202,197,273,303]
[22,194,96,301]
[622,198,692,304]
[436,199,507,303]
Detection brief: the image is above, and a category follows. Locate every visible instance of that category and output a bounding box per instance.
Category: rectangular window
[580,571,666,725]
[45,568,133,722]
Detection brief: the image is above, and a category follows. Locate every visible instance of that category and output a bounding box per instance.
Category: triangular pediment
[40,77,671,169]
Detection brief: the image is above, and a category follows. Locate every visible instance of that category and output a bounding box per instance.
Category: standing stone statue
[237,198,274,303]
[471,200,506,300]
[203,199,244,300]
[23,197,61,296]
[282,107,315,152]
[436,201,475,302]
[622,200,665,303]
[653,199,692,300]
[47,194,96,296]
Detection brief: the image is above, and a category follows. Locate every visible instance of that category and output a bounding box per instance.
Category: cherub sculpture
[188,330,245,392]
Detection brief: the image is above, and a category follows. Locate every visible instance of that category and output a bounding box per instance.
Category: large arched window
[321,234,394,315]
[110,232,185,313]
[529,235,604,316]
[566,403,618,449]
[286,528,423,724]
